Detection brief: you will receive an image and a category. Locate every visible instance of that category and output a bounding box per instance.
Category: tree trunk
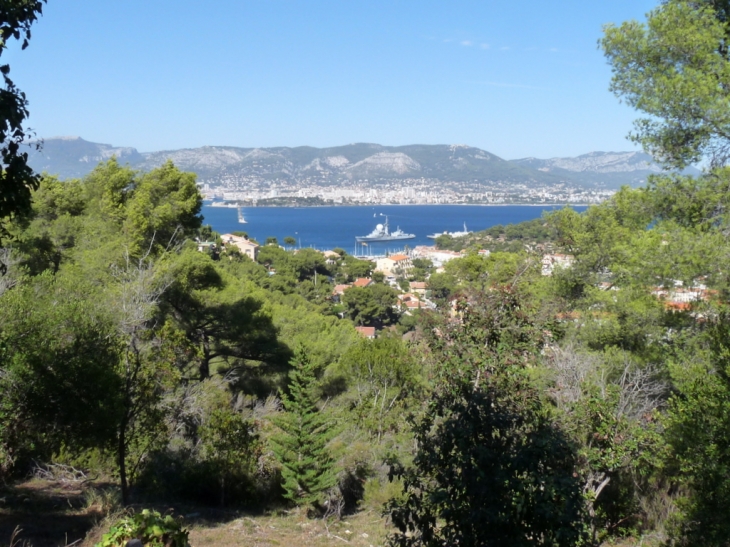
[199,335,211,380]
[220,474,225,508]
[118,421,129,506]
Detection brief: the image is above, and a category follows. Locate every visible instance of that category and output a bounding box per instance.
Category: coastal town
[205,234,710,340]
[200,178,616,206]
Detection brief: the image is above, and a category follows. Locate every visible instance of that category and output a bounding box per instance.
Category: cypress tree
[270,346,338,509]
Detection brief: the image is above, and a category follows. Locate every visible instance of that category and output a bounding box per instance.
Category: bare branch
[0,247,21,296]
[545,344,600,408]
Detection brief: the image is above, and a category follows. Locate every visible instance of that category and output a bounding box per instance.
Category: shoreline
[206,202,594,208]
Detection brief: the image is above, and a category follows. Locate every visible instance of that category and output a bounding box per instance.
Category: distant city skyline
[6,0,658,160]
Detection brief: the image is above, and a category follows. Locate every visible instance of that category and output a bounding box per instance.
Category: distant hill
[136,142,563,186]
[27,137,695,189]
[513,151,701,187]
[28,136,144,179]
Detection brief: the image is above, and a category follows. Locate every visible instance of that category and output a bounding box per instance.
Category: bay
[201,204,588,254]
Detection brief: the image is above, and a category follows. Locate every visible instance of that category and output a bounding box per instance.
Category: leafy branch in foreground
[0,0,46,236]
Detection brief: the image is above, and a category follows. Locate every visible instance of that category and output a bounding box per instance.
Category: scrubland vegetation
[5,0,730,546]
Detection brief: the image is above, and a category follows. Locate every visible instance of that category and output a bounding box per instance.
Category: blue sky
[6,0,657,159]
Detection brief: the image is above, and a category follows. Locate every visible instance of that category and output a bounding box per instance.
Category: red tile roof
[355,326,376,338]
[353,278,373,287]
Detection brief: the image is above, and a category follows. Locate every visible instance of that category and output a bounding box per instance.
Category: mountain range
[27,137,698,189]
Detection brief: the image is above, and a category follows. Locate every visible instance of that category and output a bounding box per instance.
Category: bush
[95,509,189,547]
[134,449,279,508]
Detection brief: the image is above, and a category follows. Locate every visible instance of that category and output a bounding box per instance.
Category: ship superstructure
[356,215,415,242]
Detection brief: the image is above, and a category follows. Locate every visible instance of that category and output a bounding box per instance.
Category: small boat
[237,207,247,224]
[356,215,415,242]
[427,223,472,239]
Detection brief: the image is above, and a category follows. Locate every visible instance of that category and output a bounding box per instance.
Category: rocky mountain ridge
[513,151,699,186]
[27,137,693,189]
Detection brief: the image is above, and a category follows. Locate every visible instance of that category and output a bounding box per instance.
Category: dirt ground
[0,479,100,547]
[0,479,391,547]
[0,478,663,547]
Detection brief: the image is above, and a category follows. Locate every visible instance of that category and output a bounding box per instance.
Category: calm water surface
[201,204,588,253]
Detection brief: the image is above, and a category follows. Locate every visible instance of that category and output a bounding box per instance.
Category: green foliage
[662,315,730,546]
[257,245,330,290]
[426,271,457,302]
[339,254,373,281]
[199,408,260,506]
[335,337,421,441]
[95,509,190,547]
[433,217,556,255]
[647,169,730,232]
[341,283,399,327]
[291,248,328,281]
[0,0,45,230]
[123,160,202,256]
[0,272,122,465]
[408,257,432,282]
[443,251,524,290]
[32,175,86,219]
[387,289,587,547]
[603,0,730,168]
[483,217,554,244]
[433,233,461,251]
[159,250,285,382]
[270,347,338,509]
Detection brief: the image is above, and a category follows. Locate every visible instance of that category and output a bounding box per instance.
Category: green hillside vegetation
[6,1,730,546]
[432,216,556,254]
[3,152,730,545]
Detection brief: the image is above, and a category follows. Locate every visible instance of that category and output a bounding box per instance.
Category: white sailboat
[237,207,247,224]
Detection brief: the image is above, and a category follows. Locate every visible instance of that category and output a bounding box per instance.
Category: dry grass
[0,478,106,547]
[188,509,390,547]
[2,478,392,547]
[4,479,657,547]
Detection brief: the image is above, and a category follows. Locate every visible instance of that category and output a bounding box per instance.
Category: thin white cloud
[461,40,473,46]
[480,43,490,49]
[499,46,510,51]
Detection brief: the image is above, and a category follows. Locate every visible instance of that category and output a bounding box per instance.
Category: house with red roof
[355,326,376,339]
[352,277,373,288]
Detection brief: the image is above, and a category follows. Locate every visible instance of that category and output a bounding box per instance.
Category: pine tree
[270,346,338,509]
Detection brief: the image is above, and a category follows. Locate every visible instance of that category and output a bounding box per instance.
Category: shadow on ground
[0,479,272,547]
[0,480,103,546]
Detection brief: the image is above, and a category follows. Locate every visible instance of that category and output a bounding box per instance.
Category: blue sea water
[201,204,588,254]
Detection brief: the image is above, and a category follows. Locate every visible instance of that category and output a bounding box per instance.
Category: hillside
[513,150,700,186]
[28,136,144,179]
[27,137,690,189]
